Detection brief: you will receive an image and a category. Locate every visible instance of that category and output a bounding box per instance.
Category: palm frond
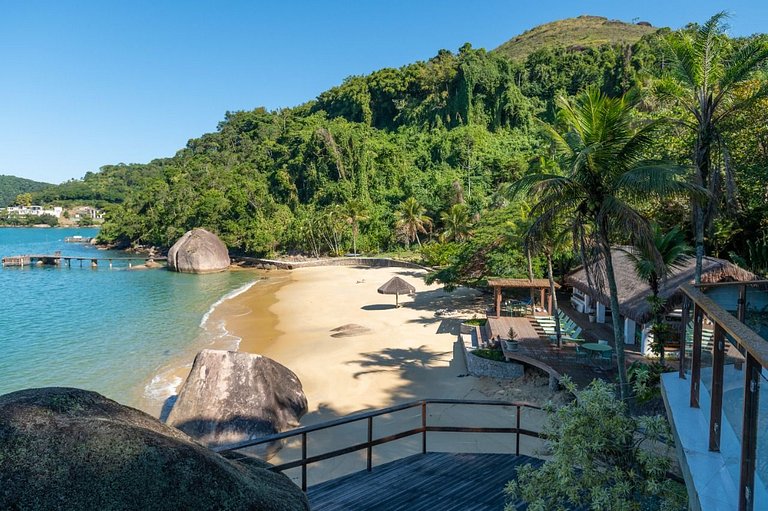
[719,36,768,91]
[613,162,707,201]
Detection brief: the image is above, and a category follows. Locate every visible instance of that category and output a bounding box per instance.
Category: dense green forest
[30,16,768,283]
[0,175,51,207]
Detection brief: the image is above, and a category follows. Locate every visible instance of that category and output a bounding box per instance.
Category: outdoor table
[582,343,612,361]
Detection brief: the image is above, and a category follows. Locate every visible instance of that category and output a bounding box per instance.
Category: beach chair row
[534,311,584,344]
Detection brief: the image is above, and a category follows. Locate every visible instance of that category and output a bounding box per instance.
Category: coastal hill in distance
[0,175,52,207]
[495,15,660,60]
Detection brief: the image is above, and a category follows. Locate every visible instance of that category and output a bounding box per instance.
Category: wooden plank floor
[306,452,542,510]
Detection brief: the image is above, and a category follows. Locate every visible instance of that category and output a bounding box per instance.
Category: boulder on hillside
[0,387,309,511]
[167,350,308,449]
[167,228,230,274]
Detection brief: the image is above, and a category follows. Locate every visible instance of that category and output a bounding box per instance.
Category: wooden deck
[486,316,616,388]
[307,452,543,510]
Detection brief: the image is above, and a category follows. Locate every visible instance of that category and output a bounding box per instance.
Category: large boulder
[167,228,230,274]
[167,350,308,449]
[0,387,309,511]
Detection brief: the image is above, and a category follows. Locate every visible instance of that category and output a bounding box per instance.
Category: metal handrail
[218,399,543,491]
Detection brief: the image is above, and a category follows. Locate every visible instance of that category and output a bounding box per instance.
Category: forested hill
[494,15,660,61]
[0,175,52,206]
[31,15,768,282]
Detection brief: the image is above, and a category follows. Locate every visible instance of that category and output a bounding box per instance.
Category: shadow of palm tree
[349,346,449,379]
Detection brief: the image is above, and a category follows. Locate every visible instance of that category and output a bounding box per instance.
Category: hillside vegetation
[0,175,52,207]
[28,16,768,284]
[495,15,659,61]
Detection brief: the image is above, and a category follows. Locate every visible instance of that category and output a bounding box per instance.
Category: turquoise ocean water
[0,227,257,414]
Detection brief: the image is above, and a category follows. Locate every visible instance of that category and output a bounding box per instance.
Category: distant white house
[5,205,63,218]
[72,206,104,220]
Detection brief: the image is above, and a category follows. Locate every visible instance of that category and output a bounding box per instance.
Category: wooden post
[539,288,545,313]
[495,287,501,318]
[547,291,553,315]
[679,298,690,379]
[709,323,725,452]
[691,304,703,408]
[737,284,747,323]
[739,353,760,511]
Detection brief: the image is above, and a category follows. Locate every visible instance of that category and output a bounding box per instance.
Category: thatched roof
[377,276,416,295]
[566,249,756,324]
[487,278,559,289]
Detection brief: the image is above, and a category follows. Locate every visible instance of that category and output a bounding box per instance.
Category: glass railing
[679,281,768,511]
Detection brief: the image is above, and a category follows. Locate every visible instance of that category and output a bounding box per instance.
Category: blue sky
[1,1,765,184]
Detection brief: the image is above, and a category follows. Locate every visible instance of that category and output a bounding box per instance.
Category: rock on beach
[0,387,309,511]
[167,228,230,274]
[167,349,308,449]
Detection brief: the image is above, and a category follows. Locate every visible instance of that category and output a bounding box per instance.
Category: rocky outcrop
[0,387,309,511]
[167,350,308,449]
[167,228,230,274]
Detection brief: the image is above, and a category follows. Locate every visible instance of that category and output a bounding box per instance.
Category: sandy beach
[213,264,562,484]
[224,265,488,420]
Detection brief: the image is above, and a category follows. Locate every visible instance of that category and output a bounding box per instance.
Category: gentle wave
[199,279,260,328]
[142,278,260,408]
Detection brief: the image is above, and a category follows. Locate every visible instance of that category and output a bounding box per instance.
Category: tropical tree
[512,87,700,399]
[505,378,686,511]
[625,225,690,366]
[657,12,768,283]
[343,199,368,255]
[395,197,432,248]
[525,218,572,348]
[440,203,472,242]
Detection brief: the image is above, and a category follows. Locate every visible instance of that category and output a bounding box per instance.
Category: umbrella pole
[396,292,399,307]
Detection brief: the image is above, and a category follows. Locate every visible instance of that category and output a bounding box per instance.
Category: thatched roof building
[566,249,755,325]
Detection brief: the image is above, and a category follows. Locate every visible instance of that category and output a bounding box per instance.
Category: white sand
[223,265,561,484]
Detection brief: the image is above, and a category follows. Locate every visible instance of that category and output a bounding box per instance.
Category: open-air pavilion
[487,278,560,318]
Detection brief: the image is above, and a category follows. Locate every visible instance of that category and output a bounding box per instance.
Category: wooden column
[539,289,545,313]
[547,291,553,315]
[495,287,501,318]
[737,284,747,323]
[739,353,760,511]
[679,298,690,379]
[691,304,703,408]
[709,323,725,452]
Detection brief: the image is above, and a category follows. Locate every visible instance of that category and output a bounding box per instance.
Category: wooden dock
[307,452,544,511]
[2,253,165,268]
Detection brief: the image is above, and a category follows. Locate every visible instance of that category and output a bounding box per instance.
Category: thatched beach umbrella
[377,276,416,307]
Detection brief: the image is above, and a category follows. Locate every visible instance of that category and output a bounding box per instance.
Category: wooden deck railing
[217,399,542,491]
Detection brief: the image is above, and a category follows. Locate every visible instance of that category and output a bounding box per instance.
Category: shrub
[505,378,686,511]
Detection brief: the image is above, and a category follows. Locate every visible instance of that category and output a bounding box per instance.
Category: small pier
[2,252,166,269]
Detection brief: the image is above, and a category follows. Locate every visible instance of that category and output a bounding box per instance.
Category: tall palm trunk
[693,115,713,285]
[598,225,628,400]
[526,247,535,308]
[547,251,562,348]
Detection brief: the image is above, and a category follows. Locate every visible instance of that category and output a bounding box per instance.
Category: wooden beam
[494,287,501,318]
[691,304,702,408]
[738,353,760,511]
[709,323,725,452]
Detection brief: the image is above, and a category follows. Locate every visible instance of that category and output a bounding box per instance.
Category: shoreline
[221,265,492,422]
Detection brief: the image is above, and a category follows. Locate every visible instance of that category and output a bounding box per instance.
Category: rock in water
[167,350,308,449]
[167,228,230,273]
[0,387,309,511]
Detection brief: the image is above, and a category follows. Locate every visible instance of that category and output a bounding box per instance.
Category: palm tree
[658,12,768,284]
[512,87,701,399]
[625,225,690,366]
[343,199,368,256]
[526,220,572,348]
[395,197,432,248]
[440,203,472,242]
